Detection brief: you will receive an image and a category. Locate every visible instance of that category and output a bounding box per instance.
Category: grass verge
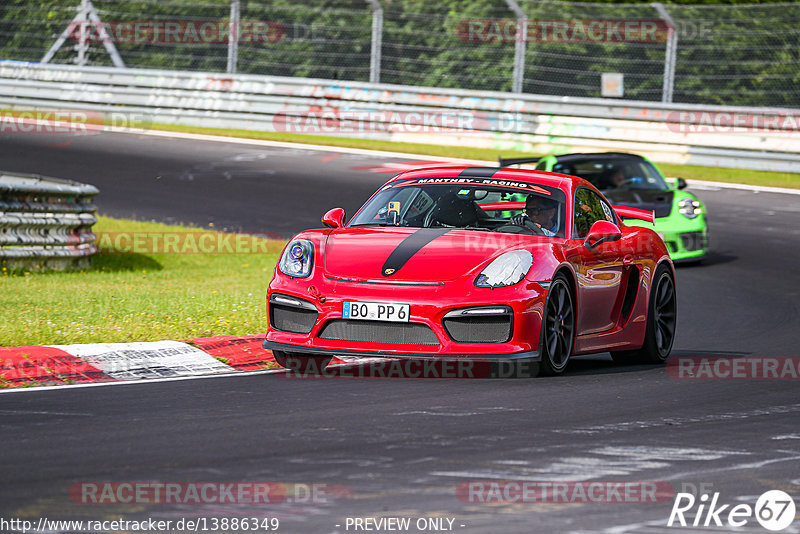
[1,216,285,347]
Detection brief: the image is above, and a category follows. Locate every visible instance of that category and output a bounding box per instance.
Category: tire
[539,273,576,376]
[273,350,332,374]
[611,264,676,365]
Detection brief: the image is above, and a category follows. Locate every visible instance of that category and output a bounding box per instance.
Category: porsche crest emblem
[384,268,395,275]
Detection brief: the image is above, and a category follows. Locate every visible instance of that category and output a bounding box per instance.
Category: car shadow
[566,349,757,378]
[676,250,737,268]
[669,349,752,358]
[282,350,758,381]
[91,252,164,272]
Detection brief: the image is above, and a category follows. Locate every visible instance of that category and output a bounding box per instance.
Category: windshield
[349,179,567,238]
[552,158,669,191]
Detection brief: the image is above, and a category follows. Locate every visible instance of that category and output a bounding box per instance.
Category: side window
[535,160,547,171]
[574,188,614,239]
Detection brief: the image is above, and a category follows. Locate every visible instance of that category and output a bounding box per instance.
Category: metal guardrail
[0,171,98,271]
[1,62,799,173]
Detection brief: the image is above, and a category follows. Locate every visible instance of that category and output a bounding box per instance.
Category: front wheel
[611,264,676,365]
[273,350,332,373]
[539,274,575,376]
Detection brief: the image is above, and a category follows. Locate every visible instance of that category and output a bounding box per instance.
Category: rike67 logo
[668,490,796,531]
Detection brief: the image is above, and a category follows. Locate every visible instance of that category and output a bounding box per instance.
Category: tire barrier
[0,171,99,271]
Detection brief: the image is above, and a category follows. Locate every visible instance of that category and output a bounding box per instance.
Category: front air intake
[681,232,707,252]
[442,306,513,343]
[269,294,318,334]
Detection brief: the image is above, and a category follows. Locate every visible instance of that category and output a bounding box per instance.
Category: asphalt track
[1,130,799,534]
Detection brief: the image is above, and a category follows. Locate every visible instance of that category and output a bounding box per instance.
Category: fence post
[504,0,527,93]
[227,0,241,74]
[366,0,383,84]
[41,0,125,68]
[653,3,677,103]
[76,0,89,66]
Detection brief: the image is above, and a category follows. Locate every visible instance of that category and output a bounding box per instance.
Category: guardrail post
[504,0,527,93]
[653,3,677,103]
[366,0,383,84]
[227,0,241,74]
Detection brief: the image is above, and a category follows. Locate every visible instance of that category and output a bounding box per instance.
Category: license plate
[343,301,409,322]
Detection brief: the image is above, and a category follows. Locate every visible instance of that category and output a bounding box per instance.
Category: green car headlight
[678,198,702,219]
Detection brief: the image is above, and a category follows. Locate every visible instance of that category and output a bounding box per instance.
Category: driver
[609,164,642,188]
[510,195,559,236]
[610,168,627,187]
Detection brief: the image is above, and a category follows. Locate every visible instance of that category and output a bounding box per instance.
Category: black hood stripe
[458,167,500,178]
[382,228,452,277]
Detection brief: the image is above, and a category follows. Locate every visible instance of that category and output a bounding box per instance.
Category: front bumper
[263,339,540,361]
[264,273,547,361]
[628,216,709,261]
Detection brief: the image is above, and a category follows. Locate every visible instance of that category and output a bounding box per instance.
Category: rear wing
[498,156,542,168]
[613,205,655,224]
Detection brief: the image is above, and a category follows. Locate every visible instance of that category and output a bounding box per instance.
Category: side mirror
[675,177,687,190]
[322,207,345,228]
[584,220,622,250]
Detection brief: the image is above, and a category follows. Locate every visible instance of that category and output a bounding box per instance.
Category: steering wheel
[422,208,441,228]
[615,176,643,189]
[496,218,545,235]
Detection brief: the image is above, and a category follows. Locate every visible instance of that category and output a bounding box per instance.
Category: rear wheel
[273,350,332,373]
[539,274,575,376]
[611,264,676,365]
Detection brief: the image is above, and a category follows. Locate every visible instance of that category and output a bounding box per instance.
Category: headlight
[475,250,532,289]
[678,198,702,219]
[279,239,314,278]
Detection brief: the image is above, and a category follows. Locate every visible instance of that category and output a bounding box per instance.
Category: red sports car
[263,166,676,376]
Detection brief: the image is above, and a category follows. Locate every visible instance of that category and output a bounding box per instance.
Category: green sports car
[499,152,709,262]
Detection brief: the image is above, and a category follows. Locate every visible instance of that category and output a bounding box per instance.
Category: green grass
[0,216,285,346]
[656,162,800,189]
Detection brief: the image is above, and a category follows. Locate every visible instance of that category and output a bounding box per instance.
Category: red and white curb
[0,335,350,389]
